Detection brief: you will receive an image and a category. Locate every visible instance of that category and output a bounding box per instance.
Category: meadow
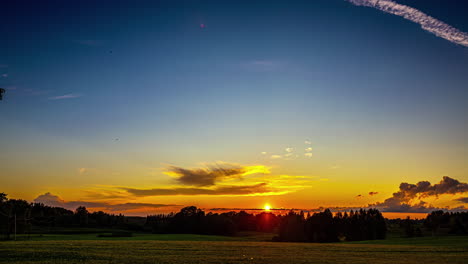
[1,234,467,264]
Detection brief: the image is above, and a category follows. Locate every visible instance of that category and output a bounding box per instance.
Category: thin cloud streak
[48,94,82,100]
[454,197,468,204]
[122,183,286,197]
[33,192,177,212]
[347,0,468,47]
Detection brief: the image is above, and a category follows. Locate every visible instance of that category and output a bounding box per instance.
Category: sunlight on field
[1,239,467,264]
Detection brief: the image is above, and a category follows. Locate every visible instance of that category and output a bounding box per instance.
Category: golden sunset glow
[0,0,466,221]
[2,2,468,263]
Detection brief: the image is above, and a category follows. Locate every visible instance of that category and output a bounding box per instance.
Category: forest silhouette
[1,193,467,241]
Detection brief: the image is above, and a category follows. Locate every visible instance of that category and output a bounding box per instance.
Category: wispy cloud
[164,163,270,187]
[369,191,379,196]
[347,0,468,47]
[122,183,284,197]
[84,161,320,199]
[34,192,178,212]
[243,60,283,72]
[454,197,468,204]
[266,140,315,160]
[48,93,82,100]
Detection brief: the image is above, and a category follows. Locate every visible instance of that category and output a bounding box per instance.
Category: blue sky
[1,0,467,214]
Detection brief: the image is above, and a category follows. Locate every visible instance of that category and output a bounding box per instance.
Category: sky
[1,0,467,216]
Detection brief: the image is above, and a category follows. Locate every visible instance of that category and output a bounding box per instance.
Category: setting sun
[1,0,467,263]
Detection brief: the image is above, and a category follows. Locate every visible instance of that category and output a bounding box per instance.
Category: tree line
[275,208,387,242]
[2,192,467,241]
[0,193,129,239]
[145,206,280,236]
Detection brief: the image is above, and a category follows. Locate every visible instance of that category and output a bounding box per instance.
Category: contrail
[347,0,468,47]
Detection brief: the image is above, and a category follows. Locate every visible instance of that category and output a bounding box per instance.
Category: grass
[12,233,248,242]
[11,231,275,242]
[0,235,467,264]
[347,235,468,247]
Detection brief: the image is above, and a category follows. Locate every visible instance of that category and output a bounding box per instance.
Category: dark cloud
[166,163,269,186]
[371,176,468,213]
[369,192,379,196]
[355,194,363,198]
[33,192,176,212]
[392,176,467,202]
[122,183,277,197]
[454,197,468,204]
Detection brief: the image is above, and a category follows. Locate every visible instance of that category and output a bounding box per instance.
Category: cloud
[356,194,363,198]
[34,192,67,207]
[270,155,282,159]
[102,203,178,212]
[369,191,379,196]
[164,163,270,186]
[305,147,313,152]
[1,73,8,78]
[33,192,176,212]
[454,197,468,204]
[304,153,313,158]
[305,140,312,145]
[48,93,82,100]
[261,152,267,155]
[371,176,468,212]
[285,148,294,153]
[347,0,468,47]
[122,183,284,197]
[244,60,282,72]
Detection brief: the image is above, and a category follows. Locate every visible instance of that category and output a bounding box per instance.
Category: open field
[1,236,467,264]
[10,231,275,242]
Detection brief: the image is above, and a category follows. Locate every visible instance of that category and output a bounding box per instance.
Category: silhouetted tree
[74,206,89,227]
[277,208,386,243]
[278,211,306,242]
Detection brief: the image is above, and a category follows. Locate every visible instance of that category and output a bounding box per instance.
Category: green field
[8,231,276,242]
[1,235,467,264]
